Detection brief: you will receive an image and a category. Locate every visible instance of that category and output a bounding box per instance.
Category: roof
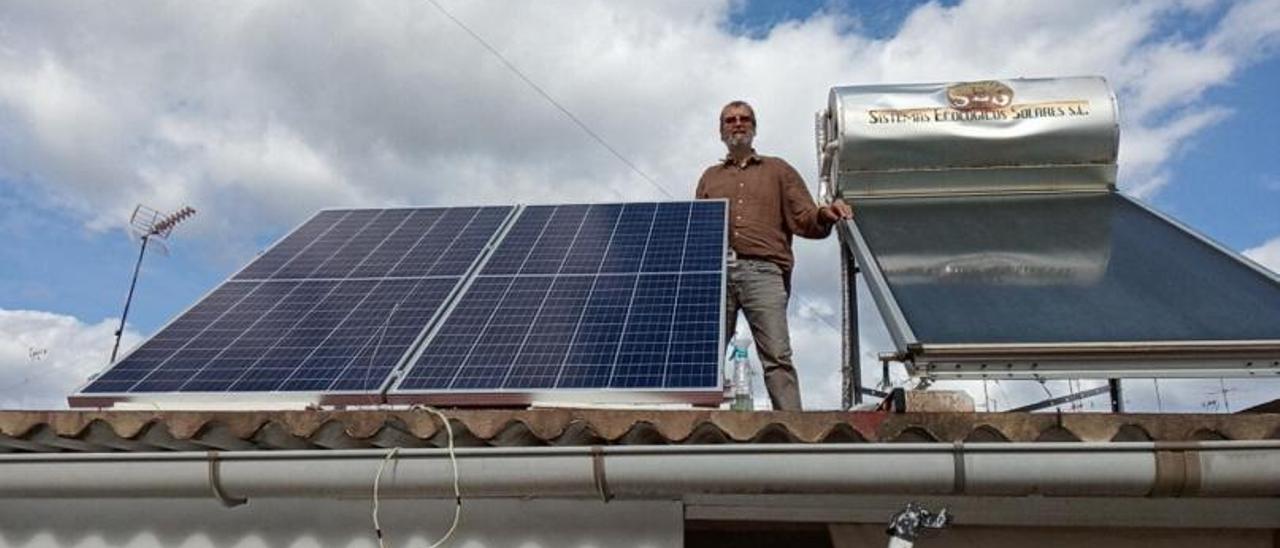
[2,409,1278,453]
[1243,398,1280,413]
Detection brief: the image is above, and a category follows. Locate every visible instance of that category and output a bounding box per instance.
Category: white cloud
[3,0,1280,409]
[1120,106,1232,198]
[0,309,140,409]
[1244,236,1280,274]
[5,0,1274,233]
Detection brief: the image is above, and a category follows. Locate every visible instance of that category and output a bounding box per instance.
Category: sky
[1,0,1278,411]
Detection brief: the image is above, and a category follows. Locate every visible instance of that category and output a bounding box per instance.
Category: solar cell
[76,206,515,402]
[348,208,446,278]
[233,211,347,280]
[392,201,726,402]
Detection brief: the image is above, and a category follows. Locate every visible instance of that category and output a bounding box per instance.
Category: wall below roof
[828,524,1275,548]
[687,494,1280,529]
[4,495,1278,547]
[0,498,681,548]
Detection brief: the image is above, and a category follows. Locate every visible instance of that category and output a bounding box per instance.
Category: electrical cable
[422,0,849,346]
[370,407,462,548]
[418,405,463,548]
[372,447,400,548]
[993,379,1012,413]
[359,294,412,395]
[1036,378,1056,412]
[424,0,673,201]
[793,289,844,335]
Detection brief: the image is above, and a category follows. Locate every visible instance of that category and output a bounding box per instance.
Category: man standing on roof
[696,100,852,411]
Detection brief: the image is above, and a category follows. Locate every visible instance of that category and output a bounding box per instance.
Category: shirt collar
[720,150,762,169]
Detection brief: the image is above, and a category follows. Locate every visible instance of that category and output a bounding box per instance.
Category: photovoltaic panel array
[76,206,513,400]
[391,201,727,401]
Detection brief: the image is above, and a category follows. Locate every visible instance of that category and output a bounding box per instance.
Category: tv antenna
[108,204,196,364]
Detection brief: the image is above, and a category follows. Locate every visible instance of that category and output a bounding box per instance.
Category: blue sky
[726,0,942,38]
[1,0,1278,410]
[1154,51,1280,246]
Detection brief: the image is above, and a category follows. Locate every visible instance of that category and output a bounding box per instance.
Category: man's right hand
[819,199,853,224]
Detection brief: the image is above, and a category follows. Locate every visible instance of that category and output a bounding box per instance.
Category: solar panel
[73,206,514,404]
[389,201,727,404]
[845,192,1280,378]
[71,200,728,408]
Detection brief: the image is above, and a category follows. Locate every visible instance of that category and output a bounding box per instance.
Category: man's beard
[722,131,754,148]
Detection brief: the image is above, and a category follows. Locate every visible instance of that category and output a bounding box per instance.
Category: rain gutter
[1,441,1278,501]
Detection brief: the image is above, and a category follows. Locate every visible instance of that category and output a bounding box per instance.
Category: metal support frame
[1109,379,1124,412]
[1009,385,1111,412]
[838,225,862,409]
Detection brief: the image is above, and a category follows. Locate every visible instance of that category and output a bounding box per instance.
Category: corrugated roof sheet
[2,410,1278,453]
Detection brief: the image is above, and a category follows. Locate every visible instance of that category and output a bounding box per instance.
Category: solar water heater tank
[819,76,1119,199]
[819,76,1280,382]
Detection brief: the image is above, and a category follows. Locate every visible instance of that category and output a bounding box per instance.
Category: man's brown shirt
[695,152,833,273]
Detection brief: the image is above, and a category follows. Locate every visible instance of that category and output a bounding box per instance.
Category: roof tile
[0,410,1277,453]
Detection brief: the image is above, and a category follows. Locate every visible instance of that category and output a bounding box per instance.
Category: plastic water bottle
[730,335,753,411]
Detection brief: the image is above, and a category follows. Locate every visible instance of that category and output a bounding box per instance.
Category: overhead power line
[425,0,676,200]
[424,1,844,341]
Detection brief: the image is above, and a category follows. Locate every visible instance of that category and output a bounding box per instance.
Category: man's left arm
[780,163,851,238]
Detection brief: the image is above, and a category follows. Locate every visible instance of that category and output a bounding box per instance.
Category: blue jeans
[726,259,801,411]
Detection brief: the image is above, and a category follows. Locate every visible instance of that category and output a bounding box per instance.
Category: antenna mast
[109,205,196,365]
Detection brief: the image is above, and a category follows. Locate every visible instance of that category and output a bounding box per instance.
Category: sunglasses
[721,115,755,125]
